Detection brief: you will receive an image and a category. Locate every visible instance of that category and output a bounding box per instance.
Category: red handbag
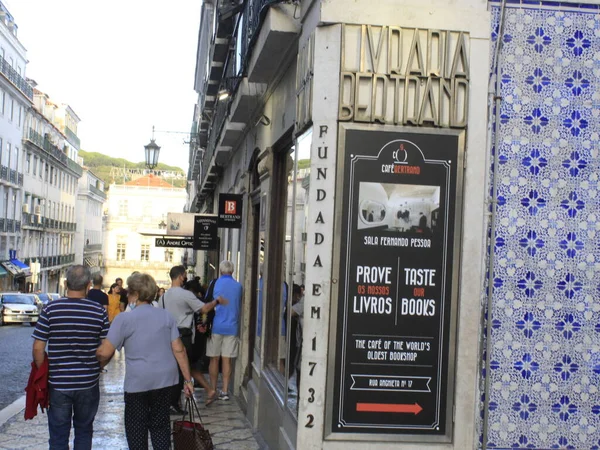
[172,397,214,450]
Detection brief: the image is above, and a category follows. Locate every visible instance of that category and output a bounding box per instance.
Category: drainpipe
[482,1,507,449]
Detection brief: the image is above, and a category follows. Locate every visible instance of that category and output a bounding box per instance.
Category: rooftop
[123,173,174,188]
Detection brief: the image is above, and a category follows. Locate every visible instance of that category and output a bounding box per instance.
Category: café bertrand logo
[381,140,421,175]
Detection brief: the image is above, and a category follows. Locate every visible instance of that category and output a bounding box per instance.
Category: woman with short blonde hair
[97,273,194,449]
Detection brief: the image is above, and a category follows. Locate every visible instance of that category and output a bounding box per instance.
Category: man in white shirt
[161,265,225,411]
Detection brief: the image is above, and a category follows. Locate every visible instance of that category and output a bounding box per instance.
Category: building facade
[0,2,32,291]
[188,1,600,449]
[103,173,187,288]
[21,89,82,294]
[74,167,106,276]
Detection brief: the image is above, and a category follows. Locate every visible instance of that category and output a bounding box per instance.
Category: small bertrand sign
[218,194,243,228]
[329,128,464,440]
[193,215,218,250]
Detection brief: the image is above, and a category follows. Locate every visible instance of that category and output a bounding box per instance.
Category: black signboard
[155,237,195,248]
[218,194,243,228]
[331,129,463,437]
[193,215,218,250]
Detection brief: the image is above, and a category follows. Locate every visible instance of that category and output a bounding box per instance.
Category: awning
[1,260,22,276]
[11,259,30,271]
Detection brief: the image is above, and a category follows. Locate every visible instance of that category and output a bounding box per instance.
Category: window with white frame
[116,243,126,261]
[140,244,150,261]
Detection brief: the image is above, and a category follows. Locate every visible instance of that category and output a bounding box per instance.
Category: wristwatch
[184,378,194,386]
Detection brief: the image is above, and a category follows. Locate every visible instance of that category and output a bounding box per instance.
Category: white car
[0,293,40,326]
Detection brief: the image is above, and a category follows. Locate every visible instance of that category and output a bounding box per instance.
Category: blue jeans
[48,385,100,450]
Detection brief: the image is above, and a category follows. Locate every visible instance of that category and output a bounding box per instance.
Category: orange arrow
[356,402,423,415]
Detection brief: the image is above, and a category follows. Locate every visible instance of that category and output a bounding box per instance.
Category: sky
[5,0,201,172]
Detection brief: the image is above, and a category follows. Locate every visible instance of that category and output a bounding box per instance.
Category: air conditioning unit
[34,214,41,224]
[34,205,41,215]
[22,204,30,214]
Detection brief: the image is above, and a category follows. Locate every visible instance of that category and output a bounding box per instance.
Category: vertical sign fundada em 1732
[327,24,468,443]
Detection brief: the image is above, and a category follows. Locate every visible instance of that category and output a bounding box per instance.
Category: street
[0,324,35,411]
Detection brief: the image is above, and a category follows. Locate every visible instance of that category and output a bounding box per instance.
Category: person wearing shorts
[206,260,242,401]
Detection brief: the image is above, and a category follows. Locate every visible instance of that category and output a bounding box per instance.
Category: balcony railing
[9,169,16,184]
[15,220,20,232]
[64,127,80,149]
[0,218,5,232]
[89,184,107,199]
[18,173,23,186]
[6,219,14,233]
[24,254,75,269]
[199,1,276,188]
[26,129,83,178]
[0,56,33,100]
[0,165,7,182]
[104,259,174,270]
[241,0,273,68]
[84,243,103,253]
[67,158,83,177]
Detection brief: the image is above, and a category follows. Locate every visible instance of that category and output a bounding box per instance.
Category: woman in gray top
[97,273,194,450]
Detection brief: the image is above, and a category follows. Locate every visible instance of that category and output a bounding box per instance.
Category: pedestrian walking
[161,265,225,410]
[87,274,108,312]
[96,272,194,450]
[107,283,122,322]
[207,260,243,402]
[31,265,109,450]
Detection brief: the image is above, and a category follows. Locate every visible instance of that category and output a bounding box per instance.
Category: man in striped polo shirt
[32,265,109,450]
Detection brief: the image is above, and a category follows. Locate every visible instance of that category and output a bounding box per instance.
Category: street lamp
[144,139,161,170]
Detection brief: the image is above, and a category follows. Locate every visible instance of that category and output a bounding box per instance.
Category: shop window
[259,128,312,417]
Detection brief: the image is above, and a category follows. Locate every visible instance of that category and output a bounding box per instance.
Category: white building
[103,173,187,288]
[0,2,32,291]
[74,167,106,276]
[21,88,82,293]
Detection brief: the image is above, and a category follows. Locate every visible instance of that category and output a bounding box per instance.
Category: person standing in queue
[161,265,225,410]
[206,260,243,402]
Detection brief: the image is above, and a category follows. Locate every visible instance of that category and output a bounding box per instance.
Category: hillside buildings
[103,174,187,288]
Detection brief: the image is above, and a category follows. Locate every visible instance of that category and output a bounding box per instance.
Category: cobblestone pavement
[0,351,265,449]
[0,324,37,410]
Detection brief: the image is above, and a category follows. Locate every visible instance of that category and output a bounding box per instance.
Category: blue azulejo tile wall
[485,2,600,449]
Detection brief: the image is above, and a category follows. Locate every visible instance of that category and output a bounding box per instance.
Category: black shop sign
[193,215,218,250]
[218,194,243,228]
[329,128,464,440]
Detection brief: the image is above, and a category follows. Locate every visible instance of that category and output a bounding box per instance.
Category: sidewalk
[0,351,264,449]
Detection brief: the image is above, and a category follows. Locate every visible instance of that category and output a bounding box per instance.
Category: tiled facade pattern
[483,2,600,449]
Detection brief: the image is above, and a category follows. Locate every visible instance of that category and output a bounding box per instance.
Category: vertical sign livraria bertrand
[331,128,464,438]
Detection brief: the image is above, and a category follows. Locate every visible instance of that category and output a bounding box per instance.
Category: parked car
[36,293,53,306]
[0,293,40,326]
[49,293,61,301]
